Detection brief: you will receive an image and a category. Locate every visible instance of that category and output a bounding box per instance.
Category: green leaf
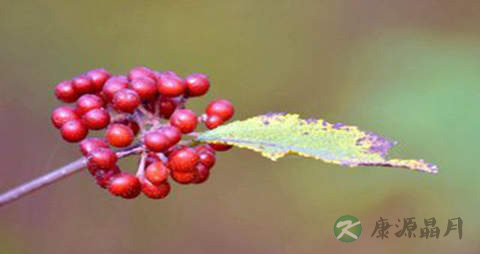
[196,113,438,174]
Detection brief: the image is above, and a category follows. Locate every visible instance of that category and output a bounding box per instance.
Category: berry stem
[137,104,154,120]
[198,113,208,123]
[186,132,200,138]
[0,145,144,207]
[0,158,86,207]
[136,152,147,179]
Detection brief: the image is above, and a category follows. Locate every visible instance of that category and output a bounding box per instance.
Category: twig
[136,151,147,179]
[0,145,144,208]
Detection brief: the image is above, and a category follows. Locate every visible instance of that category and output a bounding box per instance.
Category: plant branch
[0,144,144,208]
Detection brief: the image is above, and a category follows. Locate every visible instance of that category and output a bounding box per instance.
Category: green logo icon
[333,215,362,243]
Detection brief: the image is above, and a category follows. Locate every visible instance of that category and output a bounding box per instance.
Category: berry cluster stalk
[0,145,142,207]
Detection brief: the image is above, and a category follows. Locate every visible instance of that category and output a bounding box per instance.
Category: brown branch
[0,145,144,208]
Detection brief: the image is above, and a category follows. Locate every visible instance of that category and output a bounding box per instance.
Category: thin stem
[0,145,144,208]
[186,132,200,138]
[198,113,207,123]
[0,158,87,208]
[136,151,147,179]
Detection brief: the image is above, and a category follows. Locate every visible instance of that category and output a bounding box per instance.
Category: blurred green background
[0,0,478,253]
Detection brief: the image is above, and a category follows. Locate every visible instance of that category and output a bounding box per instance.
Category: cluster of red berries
[51,67,234,199]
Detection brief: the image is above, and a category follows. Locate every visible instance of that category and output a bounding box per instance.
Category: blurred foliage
[0,0,479,253]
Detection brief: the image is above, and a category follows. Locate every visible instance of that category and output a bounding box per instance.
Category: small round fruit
[82,108,110,130]
[145,162,169,185]
[169,109,198,133]
[142,100,156,114]
[205,114,224,129]
[192,164,210,184]
[129,120,140,136]
[55,80,78,103]
[60,120,88,143]
[88,147,117,170]
[79,138,109,156]
[108,173,141,199]
[198,151,216,169]
[130,77,157,100]
[161,126,182,147]
[165,144,187,157]
[51,107,78,128]
[72,75,95,95]
[195,144,216,154]
[145,153,161,167]
[128,66,156,80]
[112,88,141,113]
[157,74,186,97]
[106,123,134,147]
[158,96,177,118]
[102,76,129,101]
[86,68,111,91]
[206,99,234,121]
[168,147,199,172]
[142,180,170,199]
[76,94,104,115]
[114,119,140,136]
[95,166,120,188]
[144,131,170,152]
[209,143,233,151]
[171,171,195,184]
[185,73,210,97]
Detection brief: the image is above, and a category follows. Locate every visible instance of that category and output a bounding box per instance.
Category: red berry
[145,162,169,185]
[102,76,129,101]
[205,114,224,129]
[168,147,199,172]
[128,66,156,81]
[76,94,104,115]
[106,123,134,147]
[142,100,157,114]
[95,166,120,188]
[169,109,198,133]
[161,126,182,147]
[192,164,210,184]
[88,148,117,170]
[114,118,140,136]
[112,88,141,113]
[158,96,177,118]
[144,131,170,152]
[142,180,170,199]
[54,80,78,103]
[206,99,234,121]
[130,77,157,100]
[125,119,140,136]
[145,153,161,167]
[72,75,95,95]
[171,171,195,184]
[79,138,109,156]
[51,106,78,128]
[86,68,111,92]
[185,73,210,97]
[210,143,233,151]
[82,108,110,130]
[165,144,187,157]
[198,151,216,169]
[157,74,186,97]
[60,119,88,143]
[108,173,141,199]
[195,144,216,154]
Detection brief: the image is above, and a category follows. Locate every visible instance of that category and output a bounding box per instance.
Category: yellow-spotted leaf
[196,113,438,174]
